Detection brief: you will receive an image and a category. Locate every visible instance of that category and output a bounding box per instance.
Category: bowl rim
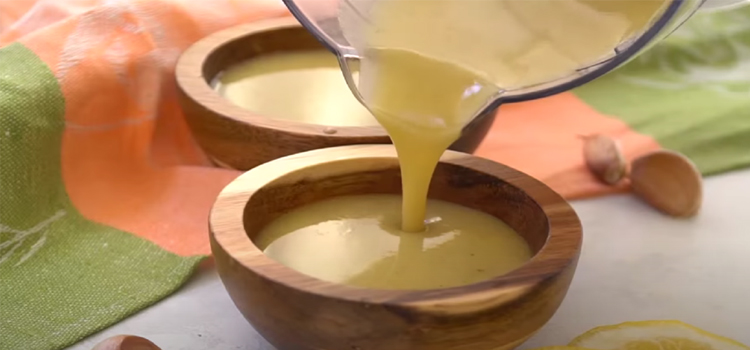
[175,16,389,139]
[210,144,582,305]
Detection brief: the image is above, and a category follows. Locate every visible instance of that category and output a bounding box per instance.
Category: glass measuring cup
[281,0,747,125]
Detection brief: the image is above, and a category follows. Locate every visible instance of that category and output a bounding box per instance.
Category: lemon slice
[569,320,750,350]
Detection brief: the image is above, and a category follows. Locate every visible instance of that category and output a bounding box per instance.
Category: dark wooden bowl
[210,144,582,350]
[176,17,497,170]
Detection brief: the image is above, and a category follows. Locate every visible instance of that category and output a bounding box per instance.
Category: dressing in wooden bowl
[210,144,582,350]
[176,18,497,170]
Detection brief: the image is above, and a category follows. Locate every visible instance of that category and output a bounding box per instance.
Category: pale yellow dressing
[353,0,668,232]
[255,0,669,290]
[215,51,378,127]
[358,48,500,232]
[345,0,669,88]
[256,194,531,290]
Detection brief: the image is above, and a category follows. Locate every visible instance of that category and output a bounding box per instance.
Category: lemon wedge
[569,320,750,350]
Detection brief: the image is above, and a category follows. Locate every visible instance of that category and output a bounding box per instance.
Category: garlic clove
[630,150,703,218]
[581,134,628,185]
[91,335,161,350]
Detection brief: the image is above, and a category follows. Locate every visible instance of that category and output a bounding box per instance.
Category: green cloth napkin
[575,8,750,175]
[0,43,203,350]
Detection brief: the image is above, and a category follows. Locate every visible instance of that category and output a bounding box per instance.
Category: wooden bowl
[210,144,582,350]
[176,17,497,170]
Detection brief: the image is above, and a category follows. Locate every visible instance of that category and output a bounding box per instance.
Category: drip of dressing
[346,0,668,231]
[358,48,500,232]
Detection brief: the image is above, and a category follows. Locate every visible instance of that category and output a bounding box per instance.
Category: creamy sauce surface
[216,51,379,127]
[257,194,531,290]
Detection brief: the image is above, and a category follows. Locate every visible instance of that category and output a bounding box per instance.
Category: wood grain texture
[176,17,496,170]
[210,145,582,350]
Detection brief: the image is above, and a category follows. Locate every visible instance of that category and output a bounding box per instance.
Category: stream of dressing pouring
[338,0,670,232]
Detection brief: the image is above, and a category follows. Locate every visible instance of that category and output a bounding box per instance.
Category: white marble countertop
[68,168,750,350]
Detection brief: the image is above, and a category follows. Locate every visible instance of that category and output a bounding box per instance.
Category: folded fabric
[476,8,750,197]
[1,0,749,349]
[0,1,289,349]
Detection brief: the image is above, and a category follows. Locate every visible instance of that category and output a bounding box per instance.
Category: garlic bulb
[581,134,628,185]
[91,335,161,350]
